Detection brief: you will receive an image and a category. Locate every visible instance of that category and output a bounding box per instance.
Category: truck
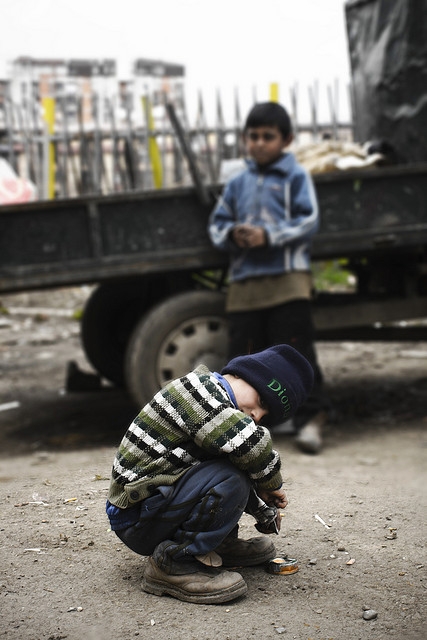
[1,0,426,408]
[1,161,426,407]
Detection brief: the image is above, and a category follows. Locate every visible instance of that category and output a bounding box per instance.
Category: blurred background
[0,0,353,198]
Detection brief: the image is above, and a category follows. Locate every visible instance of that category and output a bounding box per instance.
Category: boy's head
[245,102,293,139]
[221,344,313,426]
[244,102,293,166]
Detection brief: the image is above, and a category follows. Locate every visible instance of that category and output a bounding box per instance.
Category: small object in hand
[255,507,282,535]
[266,556,299,575]
[247,489,282,535]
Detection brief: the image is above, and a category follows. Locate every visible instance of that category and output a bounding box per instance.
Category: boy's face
[228,376,269,424]
[244,125,290,166]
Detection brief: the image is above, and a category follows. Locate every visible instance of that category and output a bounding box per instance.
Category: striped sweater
[108,365,283,509]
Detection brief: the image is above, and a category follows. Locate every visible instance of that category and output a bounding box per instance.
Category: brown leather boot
[142,557,247,604]
[215,535,276,567]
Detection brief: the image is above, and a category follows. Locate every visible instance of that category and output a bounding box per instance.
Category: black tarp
[345,0,427,162]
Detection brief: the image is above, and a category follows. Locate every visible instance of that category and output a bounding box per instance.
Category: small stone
[363,609,378,620]
[275,627,286,634]
[337,545,346,551]
[308,558,317,565]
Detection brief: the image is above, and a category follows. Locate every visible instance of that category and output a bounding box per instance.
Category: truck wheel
[125,290,228,408]
[81,280,151,386]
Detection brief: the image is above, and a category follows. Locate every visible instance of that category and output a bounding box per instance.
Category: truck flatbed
[1,163,426,294]
[1,163,426,406]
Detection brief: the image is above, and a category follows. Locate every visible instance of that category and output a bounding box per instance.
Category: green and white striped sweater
[108,365,283,509]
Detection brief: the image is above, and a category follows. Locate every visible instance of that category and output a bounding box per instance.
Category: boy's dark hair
[244,102,292,139]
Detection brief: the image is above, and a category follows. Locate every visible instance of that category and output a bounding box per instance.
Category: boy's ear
[283,133,294,148]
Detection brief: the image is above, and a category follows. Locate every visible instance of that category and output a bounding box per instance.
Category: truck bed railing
[1,163,427,295]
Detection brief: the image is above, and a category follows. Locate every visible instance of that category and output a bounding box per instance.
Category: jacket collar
[245,152,295,175]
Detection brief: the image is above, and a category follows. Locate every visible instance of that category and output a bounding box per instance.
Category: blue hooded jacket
[208,153,319,282]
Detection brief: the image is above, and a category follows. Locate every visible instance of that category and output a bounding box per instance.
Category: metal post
[92,92,102,193]
[165,102,211,206]
[215,90,225,181]
[142,93,163,188]
[308,81,319,141]
[41,97,55,199]
[270,83,279,103]
[290,84,299,143]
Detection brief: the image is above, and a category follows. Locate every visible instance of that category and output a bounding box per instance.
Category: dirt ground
[0,287,426,640]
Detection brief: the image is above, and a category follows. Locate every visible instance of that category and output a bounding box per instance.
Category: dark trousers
[228,299,328,428]
[115,460,251,571]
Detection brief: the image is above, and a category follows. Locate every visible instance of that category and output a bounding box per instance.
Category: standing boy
[208,101,328,453]
[107,344,313,604]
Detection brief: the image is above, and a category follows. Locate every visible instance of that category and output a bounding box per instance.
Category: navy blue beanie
[221,345,314,426]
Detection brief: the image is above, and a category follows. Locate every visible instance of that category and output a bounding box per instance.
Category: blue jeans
[115,459,251,570]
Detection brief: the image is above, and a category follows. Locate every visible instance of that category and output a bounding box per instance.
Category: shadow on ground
[1,373,426,457]
[0,387,137,455]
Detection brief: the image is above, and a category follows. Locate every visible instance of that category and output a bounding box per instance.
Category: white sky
[1,0,352,123]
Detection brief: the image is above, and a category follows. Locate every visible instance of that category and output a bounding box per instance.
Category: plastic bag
[0,158,38,204]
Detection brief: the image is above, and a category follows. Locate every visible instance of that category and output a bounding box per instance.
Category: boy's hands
[257,487,288,510]
[232,224,267,248]
[246,487,286,535]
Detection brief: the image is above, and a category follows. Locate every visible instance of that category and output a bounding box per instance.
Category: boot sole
[142,576,248,604]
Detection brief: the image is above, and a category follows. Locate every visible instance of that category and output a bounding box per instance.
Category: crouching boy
[106,344,313,604]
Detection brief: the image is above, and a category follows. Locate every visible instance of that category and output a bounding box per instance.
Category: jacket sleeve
[190,402,283,491]
[208,181,237,251]
[264,169,320,248]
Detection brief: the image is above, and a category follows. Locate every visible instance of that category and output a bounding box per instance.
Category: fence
[0,82,354,200]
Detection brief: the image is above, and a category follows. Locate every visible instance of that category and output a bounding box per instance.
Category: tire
[81,279,153,386]
[125,290,228,408]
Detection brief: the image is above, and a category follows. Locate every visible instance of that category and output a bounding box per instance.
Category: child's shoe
[215,535,276,567]
[142,556,247,604]
[295,410,328,454]
[269,418,296,436]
